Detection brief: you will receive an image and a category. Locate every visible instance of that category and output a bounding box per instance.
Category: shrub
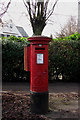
[2,36,30,82]
[49,33,80,82]
[2,33,80,82]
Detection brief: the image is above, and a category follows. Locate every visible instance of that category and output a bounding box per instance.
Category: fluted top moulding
[28,36,51,44]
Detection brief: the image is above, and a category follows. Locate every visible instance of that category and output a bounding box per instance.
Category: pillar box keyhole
[24,36,51,114]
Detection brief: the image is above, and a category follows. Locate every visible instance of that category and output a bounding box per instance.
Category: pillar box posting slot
[24,36,51,114]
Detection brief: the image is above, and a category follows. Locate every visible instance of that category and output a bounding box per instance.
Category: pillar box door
[24,36,51,114]
[30,43,49,92]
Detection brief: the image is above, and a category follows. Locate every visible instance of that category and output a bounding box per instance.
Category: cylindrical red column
[28,36,51,114]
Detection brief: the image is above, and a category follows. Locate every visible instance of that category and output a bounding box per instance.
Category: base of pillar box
[30,91,48,114]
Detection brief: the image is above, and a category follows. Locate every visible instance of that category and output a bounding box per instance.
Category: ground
[2,82,80,120]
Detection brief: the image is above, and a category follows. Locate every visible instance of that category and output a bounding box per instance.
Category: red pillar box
[24,36,51,114]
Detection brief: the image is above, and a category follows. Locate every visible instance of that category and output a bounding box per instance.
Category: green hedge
[49,33,80,82]
[2,36,30,82]
[2,33,80,82]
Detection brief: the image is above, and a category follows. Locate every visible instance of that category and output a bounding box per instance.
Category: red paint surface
[28,36,51,92]
[30,44,48,92]
[24,36,51,92]
[28,36,51,44]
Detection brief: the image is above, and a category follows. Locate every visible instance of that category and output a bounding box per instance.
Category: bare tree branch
[44,0,49,17]
[23,0,35,19]
[23,0,58,35]
[41,2,44,16]
[0,0,11,18]
[46,0,59,21]
[23,0,29,12]
[55,16,78,38]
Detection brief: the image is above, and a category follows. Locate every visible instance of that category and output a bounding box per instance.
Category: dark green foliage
[49,33,80,82]
[2,33,80,82]
[2,36,30,82]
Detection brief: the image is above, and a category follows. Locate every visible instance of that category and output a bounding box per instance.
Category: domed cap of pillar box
[28,36,51,44]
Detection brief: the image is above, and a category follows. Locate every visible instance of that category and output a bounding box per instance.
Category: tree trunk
[23,0,58,35]
[32,20,46,35]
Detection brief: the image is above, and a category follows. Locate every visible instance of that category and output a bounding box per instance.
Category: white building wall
[0,20,22,37]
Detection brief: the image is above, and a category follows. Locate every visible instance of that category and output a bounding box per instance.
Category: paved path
[2,82,79,93]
